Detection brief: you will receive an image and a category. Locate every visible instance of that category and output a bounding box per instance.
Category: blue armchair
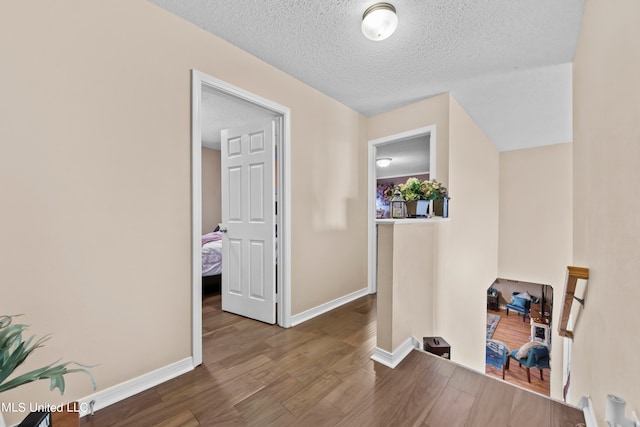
[506,291,537,322]
[509,345,550,383]
[486,339,510,379]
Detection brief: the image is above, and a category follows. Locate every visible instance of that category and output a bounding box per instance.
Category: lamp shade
[361,3,398,41]
[376,157,392,167]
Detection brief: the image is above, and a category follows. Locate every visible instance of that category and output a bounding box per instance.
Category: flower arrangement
[398,177,447,201]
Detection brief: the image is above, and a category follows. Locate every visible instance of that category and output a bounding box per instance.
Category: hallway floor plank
[81,293,583,426]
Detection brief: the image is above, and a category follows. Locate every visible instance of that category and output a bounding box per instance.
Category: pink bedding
[202,231,222,245]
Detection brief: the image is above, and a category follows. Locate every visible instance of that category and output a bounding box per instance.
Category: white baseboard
[371,337,417,369]
[77,357,194,418]
[579,396,598,427]
[290,287,369,326]
[410,336,422,351]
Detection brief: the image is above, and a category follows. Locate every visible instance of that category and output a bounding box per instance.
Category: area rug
[487,313,501,339]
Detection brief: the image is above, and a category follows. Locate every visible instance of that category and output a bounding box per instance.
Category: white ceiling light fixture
[361,3,398,41]
[376,157,392,167]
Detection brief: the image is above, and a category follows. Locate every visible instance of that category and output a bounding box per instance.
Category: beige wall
[571,0,640,421]
[368,94,448,355]
[202,148,221,233]
[370,95,498,372]
[9,0,631,421]
[499,143,573,284]
[368,93,450,188]
[376,224,395,352]
[433,97,499,371]
[498,143,573,399]
[376,222,439,353]
[0,2,367,421]
[297,112,368,313]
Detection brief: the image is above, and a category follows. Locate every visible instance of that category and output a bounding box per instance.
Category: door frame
[367,125,437,294]
[191,70,292,367]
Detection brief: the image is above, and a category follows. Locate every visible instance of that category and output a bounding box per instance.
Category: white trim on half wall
[370,337,419,369]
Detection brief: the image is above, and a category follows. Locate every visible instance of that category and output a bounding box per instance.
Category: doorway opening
[485,277,554,396]
[374,135,431,219]
[367,125,437,294]
[191,70,292,366]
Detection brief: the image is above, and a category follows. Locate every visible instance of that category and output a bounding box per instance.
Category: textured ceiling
[201,86,276,150]
[151,0,585,151]
[376,135,430,179]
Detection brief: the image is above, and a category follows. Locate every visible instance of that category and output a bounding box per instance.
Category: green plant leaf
[0,315,96,395]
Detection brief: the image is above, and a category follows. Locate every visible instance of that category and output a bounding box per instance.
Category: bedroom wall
[570,0,640,421]
[201,148,221,233]
[497,142,573,399]
[377,174,430,187]
[0,1,367,422]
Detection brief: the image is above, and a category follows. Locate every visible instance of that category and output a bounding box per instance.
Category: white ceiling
[376,135,429,179]
[201,85,276,150]
[151,0,585,151]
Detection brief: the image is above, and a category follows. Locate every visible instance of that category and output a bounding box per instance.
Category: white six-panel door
[221,120,276,324]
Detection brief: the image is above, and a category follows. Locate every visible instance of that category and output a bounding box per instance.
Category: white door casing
[221,121,276,324]
[192,69,292,367]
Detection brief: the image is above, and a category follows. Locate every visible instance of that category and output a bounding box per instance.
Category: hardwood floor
[80,292,582,426]
[486,307,551,396]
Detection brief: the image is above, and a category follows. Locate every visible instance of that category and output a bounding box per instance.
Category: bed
[202,231,223,291]
[201,228,277,290]
[202,231,223,277]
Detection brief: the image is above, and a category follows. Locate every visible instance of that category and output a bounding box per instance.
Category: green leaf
[0,314,96,395]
